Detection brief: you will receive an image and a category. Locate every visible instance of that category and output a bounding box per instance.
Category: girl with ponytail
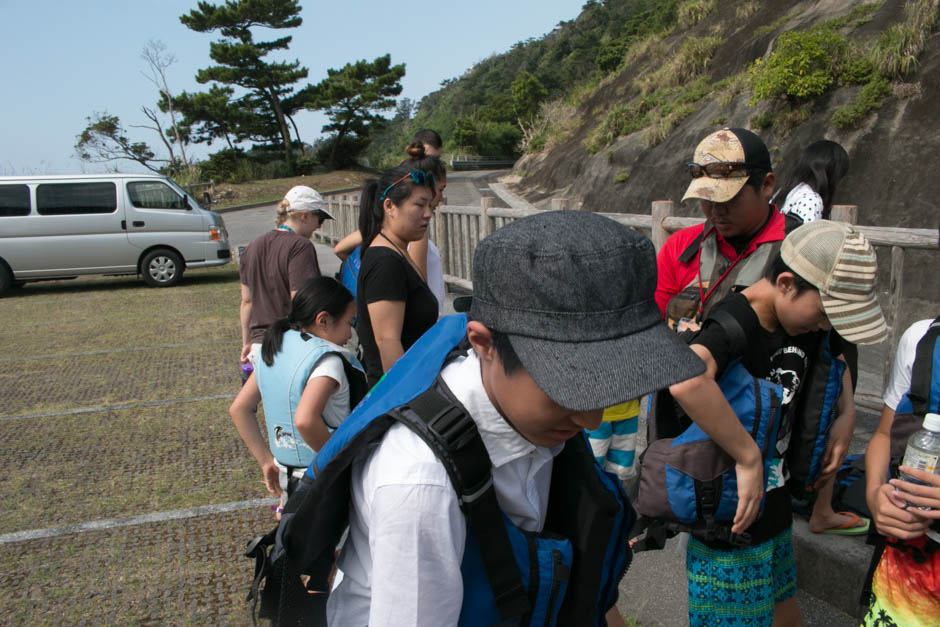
[229,276,365,511]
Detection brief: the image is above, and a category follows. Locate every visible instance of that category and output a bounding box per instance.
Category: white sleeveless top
[426,240,445,317]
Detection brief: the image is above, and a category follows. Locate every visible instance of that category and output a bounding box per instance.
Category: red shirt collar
[710,205,784,260]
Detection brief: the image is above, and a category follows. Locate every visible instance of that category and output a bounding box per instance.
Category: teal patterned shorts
[687,528,796,626]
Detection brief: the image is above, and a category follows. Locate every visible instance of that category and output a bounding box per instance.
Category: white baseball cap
[283,186,334,219]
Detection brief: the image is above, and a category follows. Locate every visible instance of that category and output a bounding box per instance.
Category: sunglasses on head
[687,161,751,179]
[379,170,435,201]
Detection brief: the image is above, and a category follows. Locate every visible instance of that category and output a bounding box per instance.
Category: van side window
[0,184,30,217]
[36,182,117,215]
[127,181,187,209]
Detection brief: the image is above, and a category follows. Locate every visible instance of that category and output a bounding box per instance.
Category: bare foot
[809,510,865,533]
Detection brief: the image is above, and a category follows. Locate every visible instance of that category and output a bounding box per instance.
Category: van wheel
[141,249,184,287]
[0,265,11,297]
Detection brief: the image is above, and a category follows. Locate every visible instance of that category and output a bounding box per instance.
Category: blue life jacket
[254,330,365,468]
[339,246,361,304]
[637,358,783,546]
[271,314,633,626]
[635,309,842,548]
[787,330,847,490]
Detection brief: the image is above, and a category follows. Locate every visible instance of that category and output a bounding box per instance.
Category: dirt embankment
[511,0,939,323]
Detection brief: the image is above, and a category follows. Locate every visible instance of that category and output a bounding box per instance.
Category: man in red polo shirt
[656,128,783,329]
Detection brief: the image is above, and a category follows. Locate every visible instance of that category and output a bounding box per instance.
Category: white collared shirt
[326,350,561,626]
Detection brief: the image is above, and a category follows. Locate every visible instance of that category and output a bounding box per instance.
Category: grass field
[0,265,270,625]
[212,170,375,209]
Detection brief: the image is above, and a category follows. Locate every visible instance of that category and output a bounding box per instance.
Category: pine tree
[180,0,308,171]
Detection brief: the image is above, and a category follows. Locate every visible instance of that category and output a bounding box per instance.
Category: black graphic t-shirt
[690,291,821,545]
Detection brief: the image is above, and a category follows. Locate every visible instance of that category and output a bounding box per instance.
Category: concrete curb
[791,516,874,618]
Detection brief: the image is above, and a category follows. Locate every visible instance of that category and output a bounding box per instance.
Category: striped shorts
[687,528,796,626]
[586,400,639,479]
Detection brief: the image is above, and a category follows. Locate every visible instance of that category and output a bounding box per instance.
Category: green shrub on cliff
[748,29,849,103]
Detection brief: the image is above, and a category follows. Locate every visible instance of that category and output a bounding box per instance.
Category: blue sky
[0,0,587,175]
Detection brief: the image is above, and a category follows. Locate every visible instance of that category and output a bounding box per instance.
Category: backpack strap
[244,527,277,625]
[337,354,368,412]
[678,227,708,263]
[706,308,749,358]
[907,316,940,416]
[396,383,531,622]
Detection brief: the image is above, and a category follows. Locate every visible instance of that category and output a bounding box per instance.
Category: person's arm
[407,233,430,282]
[229,373,280,495]
[367,299,406,372]
[240,283,253,363]
[865,404,931,539]
[669,343,764,534]
[333,230,363,262]
[654,234,687,317]
[814,362,856,485]
[294,376,340,452]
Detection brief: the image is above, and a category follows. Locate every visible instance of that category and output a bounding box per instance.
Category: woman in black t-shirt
[356,149,440,386]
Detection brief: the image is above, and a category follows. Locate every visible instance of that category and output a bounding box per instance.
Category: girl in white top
[776,140,850,225]
[229,276,362,509]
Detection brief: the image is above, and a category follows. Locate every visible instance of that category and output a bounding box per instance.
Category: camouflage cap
[682,128,772,203]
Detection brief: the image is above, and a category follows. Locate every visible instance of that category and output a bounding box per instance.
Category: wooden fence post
[651,200,674,251]
[831,204,858,224]
[884,246,905,392]
[551,198,572,211]
[481,196,493,239]
[438,213,450,277]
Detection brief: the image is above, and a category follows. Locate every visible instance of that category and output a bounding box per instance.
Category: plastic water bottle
[240,362,254,387]
[899,412,940,510]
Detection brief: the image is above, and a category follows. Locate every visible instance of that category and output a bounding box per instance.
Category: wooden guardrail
[318,189,939,407]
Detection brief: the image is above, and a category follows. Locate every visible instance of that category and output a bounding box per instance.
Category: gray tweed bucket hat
[470,210,705,411]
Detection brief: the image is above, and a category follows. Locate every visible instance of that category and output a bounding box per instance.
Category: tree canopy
[307,54,405,169]
[180,0,309,170]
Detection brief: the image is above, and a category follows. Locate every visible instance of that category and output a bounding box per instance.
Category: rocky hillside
[507,0,939,315]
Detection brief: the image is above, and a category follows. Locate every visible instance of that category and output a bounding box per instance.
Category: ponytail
[358,180,383,256]
[261,317,293,366]
[260,276,354,366]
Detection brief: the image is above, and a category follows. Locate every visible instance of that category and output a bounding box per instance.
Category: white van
[0,173,231,295]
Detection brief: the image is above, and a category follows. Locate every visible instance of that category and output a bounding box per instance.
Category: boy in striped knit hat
[665,219,886,625]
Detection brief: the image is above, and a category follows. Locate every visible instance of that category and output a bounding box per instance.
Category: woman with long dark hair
[229,276,365,510]
[356,152,439,385]
[333,140,448,316]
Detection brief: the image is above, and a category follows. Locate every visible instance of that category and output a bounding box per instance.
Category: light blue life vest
[254,330,365,468]
[272,314,633,626]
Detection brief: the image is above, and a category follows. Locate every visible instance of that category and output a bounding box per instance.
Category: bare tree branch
[141,39,190,169]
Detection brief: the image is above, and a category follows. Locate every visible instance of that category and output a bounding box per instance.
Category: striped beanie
[781,220,887,345]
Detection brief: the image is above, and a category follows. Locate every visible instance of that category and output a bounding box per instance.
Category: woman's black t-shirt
[356,246,438,386]
[690,291,822,547]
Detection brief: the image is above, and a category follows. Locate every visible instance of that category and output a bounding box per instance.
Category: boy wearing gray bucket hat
[327,210,704,625]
